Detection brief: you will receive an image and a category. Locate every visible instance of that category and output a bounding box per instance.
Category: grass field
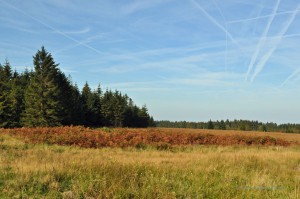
[0,127,300,198]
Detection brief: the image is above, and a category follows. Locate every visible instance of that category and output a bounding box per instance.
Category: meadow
[0,127,300,198]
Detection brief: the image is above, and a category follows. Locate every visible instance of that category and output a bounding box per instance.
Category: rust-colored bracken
[1,126,296,148]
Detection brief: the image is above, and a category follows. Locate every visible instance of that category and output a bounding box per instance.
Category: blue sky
[1,0,300,123]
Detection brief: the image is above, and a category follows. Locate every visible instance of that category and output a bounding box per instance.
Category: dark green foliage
[0,60,13,128]
[22,47,62,127]
[0,47,154,128]
[81,82,101,126]
[207,120,214,129]
[7,71,24,127]
[56,74,82,126]
[219,120,226,130]
[101,90,153,127]
[0,61,27,128]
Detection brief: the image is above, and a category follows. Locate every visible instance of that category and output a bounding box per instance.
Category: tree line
[156,120,300,133]
[0,47,155,128]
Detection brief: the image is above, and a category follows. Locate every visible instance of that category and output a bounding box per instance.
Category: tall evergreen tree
[22,47,62,127]
[0,60,13,127]
[7,70,24,127]
[69,83,83,125]
[101,89,114,126]
[56,73,83,125]
[113,91,126,127]
[81,82,101,126]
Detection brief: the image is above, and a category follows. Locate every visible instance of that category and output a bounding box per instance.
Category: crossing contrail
[245,0,280,81]
[190,0,245,54]
[250,5,300,82]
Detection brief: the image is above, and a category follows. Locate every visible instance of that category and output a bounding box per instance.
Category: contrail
[1,0,105,56]
[211,0,227,72]
[252,4,264,36]
[54,34,106,54]
[228,9,300,24]
[280,68,300,87]
[190,0,245,53]
[212,0,226,21]
[245,0,280,81]
[250,5,300,82]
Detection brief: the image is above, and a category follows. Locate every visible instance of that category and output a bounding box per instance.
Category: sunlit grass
[0,133,299,198]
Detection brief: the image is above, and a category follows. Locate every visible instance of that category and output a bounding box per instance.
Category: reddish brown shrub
[0,126,293,148]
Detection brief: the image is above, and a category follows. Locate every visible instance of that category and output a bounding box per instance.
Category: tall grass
[0,133,299,198]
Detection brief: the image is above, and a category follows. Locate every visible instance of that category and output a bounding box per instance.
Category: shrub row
[1,126,292,148]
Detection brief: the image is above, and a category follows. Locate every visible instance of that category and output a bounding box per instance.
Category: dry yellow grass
[0,131,300,198]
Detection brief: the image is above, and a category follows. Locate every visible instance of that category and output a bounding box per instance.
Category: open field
[0,128,300,198]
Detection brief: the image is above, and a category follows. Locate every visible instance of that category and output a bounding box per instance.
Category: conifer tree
[101,89,114,126]
[207,120,214,129]
[56,73,82,125]
[219,120,226,130]
[0,61,29,128]
[81,82,101,126]
[69,83,83,125]
[113,91,126,127]
[22,47,62,127]
[7,70,24,127]
[0,61,13,127]
[137,105,150,127]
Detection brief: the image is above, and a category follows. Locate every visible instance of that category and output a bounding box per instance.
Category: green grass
[0,133,299,198]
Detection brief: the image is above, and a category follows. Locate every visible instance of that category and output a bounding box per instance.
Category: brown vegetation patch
[1,127,296,148]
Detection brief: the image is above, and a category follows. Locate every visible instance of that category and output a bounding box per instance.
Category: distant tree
[258,125,267,132]
[148,116,156,127]
[137,105,150,128]
[219,120,226,130]
[207,120,214,129]
[225,119,231,129]
[156,120,300,133]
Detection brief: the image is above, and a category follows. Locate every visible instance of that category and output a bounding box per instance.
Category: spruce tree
[81,82,92,125]
[22,47,62,127]
[101,89,115,126]
[56,73,83,125]
[219,120,226,130]
[207,120,214,129]
[71,83,84,125]
[7,70,24,127]
[137,105,150,127]
[0,61,13,127]
[113,91,126,127]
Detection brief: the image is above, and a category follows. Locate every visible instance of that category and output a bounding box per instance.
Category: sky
[1,0,300,123]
